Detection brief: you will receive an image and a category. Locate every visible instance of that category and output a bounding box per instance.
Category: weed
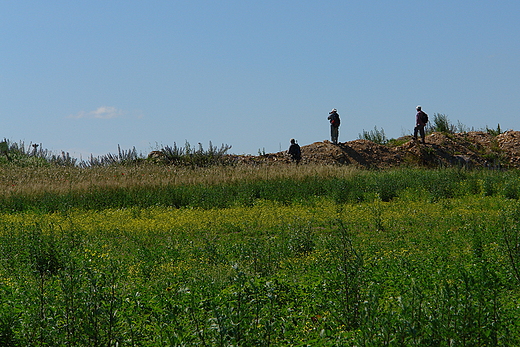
[501,204,520,284]
[0,311,19,347]
[322,219,364,330]
[288,222,315,256]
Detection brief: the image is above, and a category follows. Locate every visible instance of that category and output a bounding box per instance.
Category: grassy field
[1,164,520,346]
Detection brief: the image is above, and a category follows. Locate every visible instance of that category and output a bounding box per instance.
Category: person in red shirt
[327,108,341,144]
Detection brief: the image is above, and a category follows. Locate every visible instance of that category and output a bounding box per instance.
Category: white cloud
[69,106,124,119]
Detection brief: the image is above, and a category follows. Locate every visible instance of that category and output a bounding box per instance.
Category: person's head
[290,138,296,144]
[416,105,422,111]
[330,108,337,114]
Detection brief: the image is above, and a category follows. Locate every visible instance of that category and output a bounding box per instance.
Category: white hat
[416,105,421,110]
[330,108,337,113]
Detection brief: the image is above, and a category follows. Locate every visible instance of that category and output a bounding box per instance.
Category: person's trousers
[414,124,425,143]
[331,125,339,144]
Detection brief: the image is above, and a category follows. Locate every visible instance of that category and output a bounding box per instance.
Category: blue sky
[2,1,519,157]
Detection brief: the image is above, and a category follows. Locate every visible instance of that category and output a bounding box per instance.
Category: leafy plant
[501,205,520,284]
[328,219,364,329]
[287,222,315,256]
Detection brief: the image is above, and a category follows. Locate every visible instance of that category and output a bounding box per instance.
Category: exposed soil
[229,131,520,169]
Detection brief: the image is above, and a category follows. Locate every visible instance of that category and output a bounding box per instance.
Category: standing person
[414,105,428,144]
[288,138,301,164]
[327,108,341,144]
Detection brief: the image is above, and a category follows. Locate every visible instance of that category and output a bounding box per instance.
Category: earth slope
[237,131,520,169]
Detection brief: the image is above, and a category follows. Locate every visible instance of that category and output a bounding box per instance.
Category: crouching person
[288,138,301,164]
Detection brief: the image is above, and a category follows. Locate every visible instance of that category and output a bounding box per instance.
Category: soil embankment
[231,131,520,169]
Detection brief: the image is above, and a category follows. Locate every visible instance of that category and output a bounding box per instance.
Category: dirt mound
[301,139,402,167]
[234,131,520,169]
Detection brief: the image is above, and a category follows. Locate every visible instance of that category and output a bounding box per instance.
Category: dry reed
[0,163,361,197]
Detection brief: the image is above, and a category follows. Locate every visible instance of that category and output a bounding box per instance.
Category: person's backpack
[289,143,301,160]
[420,111,428,124]
[294,145,301,160]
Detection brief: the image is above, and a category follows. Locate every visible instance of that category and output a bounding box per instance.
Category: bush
[0,139,232,168]
[431,113,455,133]
[83,145,142,167]
[160,141,232,167]
[358,126,387,145]
[0,139,76,167]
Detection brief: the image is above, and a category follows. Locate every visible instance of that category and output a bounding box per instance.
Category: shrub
[0,139,74,167]
[160,141,232,167]
[83,145,143,167]
[431,113,455,133]
[358,126,387,145]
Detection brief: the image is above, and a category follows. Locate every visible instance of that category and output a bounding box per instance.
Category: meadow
[1,163,520,346]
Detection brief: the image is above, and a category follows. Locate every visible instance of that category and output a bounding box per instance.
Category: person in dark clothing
[414,105,427,144]
[327,108,340,144]
[288,138,301,164]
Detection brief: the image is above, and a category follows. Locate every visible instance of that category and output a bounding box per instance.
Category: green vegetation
[430,113,455,133]
[1,164,520,345]
[0,139,233,168]
[159,141,232,167]
[425,114,503,137]
[0,139,77,167]
[3,165,520,212]
[358,126,388,145]
[486,123,503,137]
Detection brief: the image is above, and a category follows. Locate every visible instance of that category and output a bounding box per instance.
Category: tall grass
[2,165,520,212]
